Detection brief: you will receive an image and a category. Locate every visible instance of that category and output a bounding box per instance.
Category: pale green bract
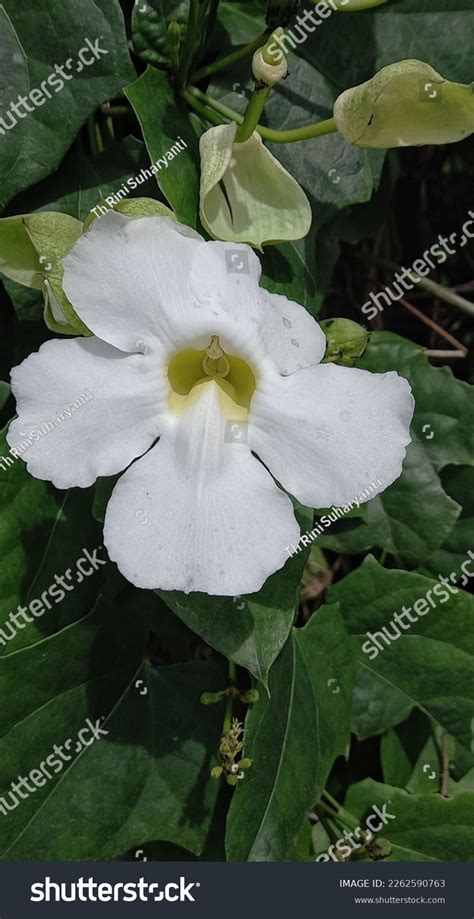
[199,122,312,249]
[334,60,474,149]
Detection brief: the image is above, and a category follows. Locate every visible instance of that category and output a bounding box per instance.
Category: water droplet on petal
[339,410,351,422]
[282,317,292,328]
[291,339,300,348]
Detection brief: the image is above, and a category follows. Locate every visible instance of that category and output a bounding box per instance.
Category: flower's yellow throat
[167,335,256,418]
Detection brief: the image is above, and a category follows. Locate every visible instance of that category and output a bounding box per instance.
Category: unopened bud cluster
[210,718,253,786]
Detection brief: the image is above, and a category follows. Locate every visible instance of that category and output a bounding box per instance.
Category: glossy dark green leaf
[345,778,474,861]
[0,428,104,650]
[0,0,134,209]
[225,603,354,861]
[0,588,225,858]
[302,0,474,91]
[329,555,474,756]
[125,67,200,226]
[3,137,163,321]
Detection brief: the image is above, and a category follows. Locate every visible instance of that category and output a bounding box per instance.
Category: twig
[398,296,467,354]
[423,349,466,359]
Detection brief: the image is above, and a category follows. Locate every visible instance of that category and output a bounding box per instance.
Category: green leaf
[302,0,474,90]
[225,603,354,861]
[0,590,226,858]
[0,428,104,650]
[0,0,134,209]
[380,710,432,788]
[318,332,473,564]
[422,466,474,578]
[8,136,165,223]
[159,506,312,685]
[345,778,474,861]
[125,66,200,226]
[0,382,10,412]
[0,217,42,289]
[3,137,166,323]
[329,555,474,756]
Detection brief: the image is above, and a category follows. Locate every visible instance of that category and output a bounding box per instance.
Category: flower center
[167,335,256,416]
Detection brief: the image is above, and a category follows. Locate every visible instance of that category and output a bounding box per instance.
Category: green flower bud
[226,774,239,786]
[320,318,370,366]
[210,765,223,779]
[238,758,253,770]
[199,122,311,249]
[200,691,225,705]
[253,31,288,86]
[240,689,260,704]
[333,60,474,148]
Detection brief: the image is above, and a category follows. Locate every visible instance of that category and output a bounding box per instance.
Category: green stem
[191,30,270,82]
[177,0,203,87]
[101,104,131,117]
[186,85,242,122]
[185,85,338,142]
[87,115,103,156]
[235,85,272,143]
[353,251,474,318]
[322,790,361,831]
[262,118,337,143]
[182,87,224,126]
[314,806,343,846]
[223,660,237,733]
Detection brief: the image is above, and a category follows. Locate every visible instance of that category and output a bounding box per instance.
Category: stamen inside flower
[202,335,231,379]
[167,335,256,416]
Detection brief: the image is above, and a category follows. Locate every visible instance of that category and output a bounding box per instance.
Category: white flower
[7,212,414,596]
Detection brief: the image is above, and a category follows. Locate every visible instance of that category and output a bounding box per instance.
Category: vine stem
[177,0,203,87]
[321,790,361,831]
[182,88,224,126]
[184,85,337,142]
[87,115,103,156]
[191,30,270,82]
[223,659,237,733]
[235,86,272,143]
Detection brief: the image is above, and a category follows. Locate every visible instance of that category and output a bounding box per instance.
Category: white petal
[260,290,327,375]
[62,211,205,355]
[62,210,269,364]
[7,337,165,489]
[104,382,300,595]
[249,362,414,507]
